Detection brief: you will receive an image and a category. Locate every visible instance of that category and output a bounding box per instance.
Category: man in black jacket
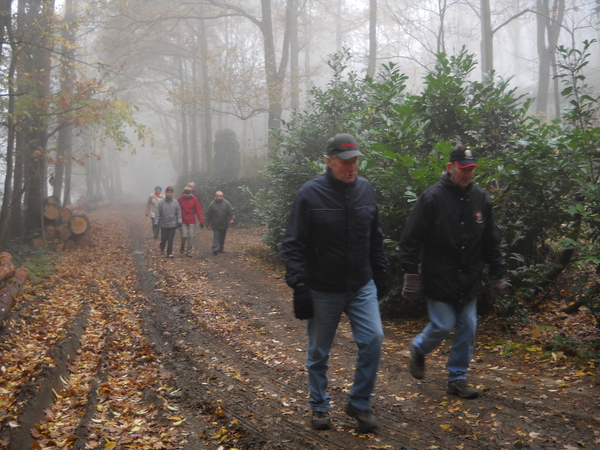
[282,133,387,433]
[399,146,507,399]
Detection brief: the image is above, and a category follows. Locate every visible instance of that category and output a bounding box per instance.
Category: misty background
[0,0,599,246]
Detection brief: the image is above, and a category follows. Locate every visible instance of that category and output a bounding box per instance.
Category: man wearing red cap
[399,146,508,399]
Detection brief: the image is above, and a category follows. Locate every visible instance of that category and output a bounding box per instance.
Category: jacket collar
[441,171,473,194]
[325,167,354,191]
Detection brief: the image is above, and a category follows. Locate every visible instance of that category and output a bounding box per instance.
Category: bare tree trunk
[178,58,189,177]
[535,0,565,116]
[366,0,377,78]
[290,0,300,108]
[198,8,213,174]
[54,0,77,206]
[480,0,493,81]
[190,58,199,173]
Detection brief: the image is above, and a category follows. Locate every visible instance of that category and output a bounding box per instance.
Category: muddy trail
[1,200,599,449]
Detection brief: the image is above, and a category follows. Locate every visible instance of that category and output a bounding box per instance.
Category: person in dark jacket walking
[155,186,182,258]
[399,146,508,399]
[281,133,388,433]
[178,186,204,257]
[205,191,235,255]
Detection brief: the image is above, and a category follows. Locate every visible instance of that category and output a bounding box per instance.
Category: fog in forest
[0,0,599,244]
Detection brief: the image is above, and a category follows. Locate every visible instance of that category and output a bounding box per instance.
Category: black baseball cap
[449,146,478,168]
[326,134,363,160]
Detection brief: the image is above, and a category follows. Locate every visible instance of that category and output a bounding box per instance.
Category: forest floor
[0,199,599,450]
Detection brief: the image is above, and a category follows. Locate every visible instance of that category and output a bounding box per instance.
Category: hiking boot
[344,402,378,433]
[180,241,185,254]
[311,411,331,430]
[213,250,218,255]
[447,379,479,399]
[408,343,425,380]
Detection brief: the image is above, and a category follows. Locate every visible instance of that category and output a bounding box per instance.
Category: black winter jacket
[399,172,504,304]
[282,168,387,293]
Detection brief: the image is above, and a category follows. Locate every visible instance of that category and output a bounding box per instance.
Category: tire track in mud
[126,203,600,450]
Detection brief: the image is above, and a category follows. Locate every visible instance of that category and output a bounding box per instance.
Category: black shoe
[311,411,331,430]
[447,380,479,399]
[408,343,425,380]
[186,253,192,257]
[212,250,218,255]
[344,402,378,433]
[217,249,226,253]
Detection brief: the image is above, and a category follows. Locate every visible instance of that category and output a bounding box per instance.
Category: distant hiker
[399,146,508,399]
[205,191,236,255]
[178,186,204,257]
[187,181,201,205]
[281,133,388,433]
[145,186,162,239]
[155,185,182,258]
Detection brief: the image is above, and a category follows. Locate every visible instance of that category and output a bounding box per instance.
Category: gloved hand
[372,271,388,299]
[200,222,205,229]
[490,277,509,298]
[293,283,314,320]
[402,273,420,301]
[178,223,182,229]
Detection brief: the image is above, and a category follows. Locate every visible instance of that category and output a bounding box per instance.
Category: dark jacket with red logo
[282,168,387,293]
[399,172,504,304]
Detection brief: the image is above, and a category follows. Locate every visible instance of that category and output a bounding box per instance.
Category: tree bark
[366,0,377,79]
[0,268,30,329]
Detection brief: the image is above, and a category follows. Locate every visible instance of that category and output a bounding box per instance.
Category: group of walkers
[144,134,509,435]
[282,134,508,433]
[145,183,236,258]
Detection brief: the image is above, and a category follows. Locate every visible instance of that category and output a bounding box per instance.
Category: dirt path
[1,200,599,449]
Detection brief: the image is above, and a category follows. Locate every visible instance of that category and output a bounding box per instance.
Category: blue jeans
[412,297,477,382]
[307,280,383,412]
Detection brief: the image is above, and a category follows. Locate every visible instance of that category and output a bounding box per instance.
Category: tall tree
[366,0,377,78]
[536,0,565,116]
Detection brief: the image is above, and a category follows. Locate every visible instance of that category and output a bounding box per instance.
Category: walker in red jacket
[177,186,204,257]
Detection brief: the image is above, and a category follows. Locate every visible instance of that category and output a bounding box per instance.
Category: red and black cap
[326,134,364,160]
[450,146,478,168]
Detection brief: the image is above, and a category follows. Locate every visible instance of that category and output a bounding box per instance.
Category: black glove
[200,222,205,229]
[178,223,182,229]
[402,273,420,301]
[372,271,388,299]
[293,283,314,320]
[490,277,509,298]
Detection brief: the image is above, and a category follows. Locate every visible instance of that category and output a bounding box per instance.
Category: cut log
[53,242,65,251]
[43,203,60,221]
[0,267,30,329]
[44,224,58,241]
[43,195,60,206]
[32,238,45,247]
[0,252,15,281]
[69,212,89,235]
[59,205,73,224]
[57,224,72,242]
[74,234,91,248]
[64,239,77,251]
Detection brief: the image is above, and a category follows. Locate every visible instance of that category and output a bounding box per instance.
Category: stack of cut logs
[0,252,29,329]
[36,195,93,250]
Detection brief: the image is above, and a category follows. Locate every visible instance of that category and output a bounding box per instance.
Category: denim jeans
[412,297,477,382]
[307,280,383,412]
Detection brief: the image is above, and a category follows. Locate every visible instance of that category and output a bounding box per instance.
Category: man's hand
[490,277,509,298]
[293,283,314,320]
[402,273,420,301]
[200,222,205,229]
[178,223,182,229]
[372,271,388,299]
